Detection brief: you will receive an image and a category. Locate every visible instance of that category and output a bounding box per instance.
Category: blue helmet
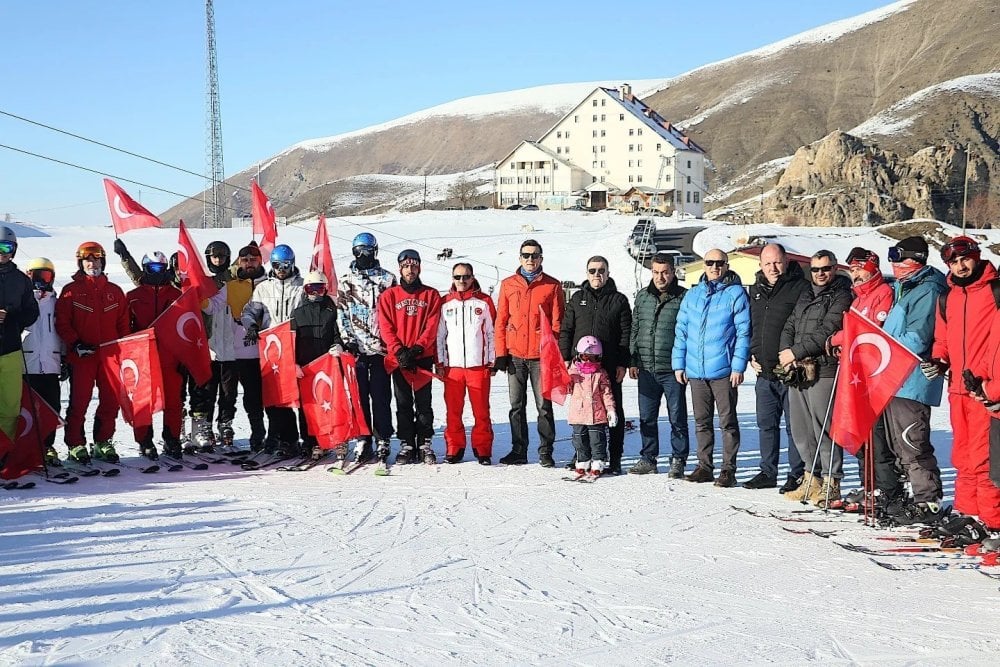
[352,232,377,250]
[270,244,295,265]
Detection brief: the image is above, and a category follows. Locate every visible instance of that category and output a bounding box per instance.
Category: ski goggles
[940,238,980,263]
[76,243,105,260]
[397,249,421,265]
[352,245,376,258]
[145,262,168,274]
[303,283,327,296]
[238,246,262,259]
[29,269,54,285]
[887,246,926,263]
[271,260,294,272]
[578,353,601,362]
[0,241,15,255]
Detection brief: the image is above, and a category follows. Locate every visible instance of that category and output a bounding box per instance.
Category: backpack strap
[939,279,1000,323]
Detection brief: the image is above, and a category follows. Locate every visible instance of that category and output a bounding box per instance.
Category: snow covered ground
[2,211,999,665]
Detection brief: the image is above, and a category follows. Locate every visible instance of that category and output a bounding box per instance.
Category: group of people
[1,224,999,534]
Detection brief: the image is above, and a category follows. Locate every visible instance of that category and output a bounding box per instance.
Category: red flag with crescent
[259,320,298,408]
[299,352,370,448]
[100,330,164,428]
[103,178,161,235]
[309,215,338,294]
[177,221,218,301]
[0,382,62,479]
[251,180,278,264]
[539,306,571,405]
[151,288,213,385]
[830,309,920,455]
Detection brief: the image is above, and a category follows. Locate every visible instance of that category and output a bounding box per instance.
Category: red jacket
[56,272,130,354]
[126,283,182,332]
[974,306,1000,418]
[932,261,999,394]
[830,273,893,347]
[377,280,442,373]
[495,271,565,360]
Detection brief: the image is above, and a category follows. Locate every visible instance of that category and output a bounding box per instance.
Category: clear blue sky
[1,0,895,227]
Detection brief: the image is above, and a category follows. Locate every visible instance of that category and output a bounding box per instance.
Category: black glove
[59,361,70,382]
[410,344,424,359]
[492,355,510,374]
[243,325,260,346]
[345,342,361,356]
[962,369,985,396]
[113,238,128,259]
[395,347,415,370]
[920,359,948,381]
[74,342,96,357]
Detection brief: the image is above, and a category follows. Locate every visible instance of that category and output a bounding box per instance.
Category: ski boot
[190,414,216,454]
[138,436,159,461]
[375,439,391,463]
[218,420,235,449]
[163,438,183,459]
[67,444,91,465]
[310,445,326,462]
[419,438,436,465]
[44,446,62,467]
[395,440,416,465]
[329,443,349,471]
[91,440,120,464]
[249,434,266,454]
[353,437,374,463]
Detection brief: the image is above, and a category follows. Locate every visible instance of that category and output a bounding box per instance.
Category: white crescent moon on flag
[312,244,323,264]
[848,332,891,377]
[177,312,201,343]
[312,372,333,401]
[264,334,282,360]
[177,244,189,271]
[18,408,33,439]
[120,359,140,387]
[113,194,134,219]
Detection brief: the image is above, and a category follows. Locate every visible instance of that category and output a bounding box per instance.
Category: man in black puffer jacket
[627,253,688,477]
[745,244,810,492]
[560,255,632,474]
[779,249,853,507]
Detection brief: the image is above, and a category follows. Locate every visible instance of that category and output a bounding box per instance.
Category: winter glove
[59,361,70,382]
[329,344,344,357]
[74,342,96,357]
[113,238,128,259]
[492,355,510,374]
[962,369,984,396]
[920,359,948,381]
[345,342,361,356]
[608,413,619,428]
[409,344,424,360]
[243,325,260,346]
[395,347,414,370]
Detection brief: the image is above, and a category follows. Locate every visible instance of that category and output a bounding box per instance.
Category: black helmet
[204,241,231,275]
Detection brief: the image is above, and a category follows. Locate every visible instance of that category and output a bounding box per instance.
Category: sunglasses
[704,259,727,267]
[303,283,327,295]
[520,252,542,260]
[0,241,15,255]
[887,247,926,263]
[810,266,834,273]
[453,274,473,281]
[578,353,601,362]
[941,239,979,263]
[272,260,294,271]
[588,267,607,275]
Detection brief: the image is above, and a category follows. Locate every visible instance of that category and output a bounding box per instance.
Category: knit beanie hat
[893,236,929,264]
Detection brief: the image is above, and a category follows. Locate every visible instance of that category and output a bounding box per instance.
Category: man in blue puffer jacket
[672,248,751,487]
[880,236,946,525]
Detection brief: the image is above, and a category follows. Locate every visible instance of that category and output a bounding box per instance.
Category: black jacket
[749,262,810,380]
[780,275,853,378]
[559,277,632,370]
[0,261,40,355]
[291,296,343,366]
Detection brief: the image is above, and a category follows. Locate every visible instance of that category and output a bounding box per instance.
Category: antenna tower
[204,0,225,228]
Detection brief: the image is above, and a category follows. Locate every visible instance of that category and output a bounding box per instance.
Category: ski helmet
[304,270,327,285]
[352,232,377,251]
[76,241,106,271]
[271,244,295,266]
[0,226,17,258]
[575,335,603,356]
[397,249,421,265]
[26,257,55,288]
[204,240,231,262]
[142,251,169,272]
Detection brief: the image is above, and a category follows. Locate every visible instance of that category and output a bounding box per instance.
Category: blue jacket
[882,265,946,406]
[672,271,751,380]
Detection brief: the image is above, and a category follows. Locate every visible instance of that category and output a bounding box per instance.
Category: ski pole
[819,363,841,511]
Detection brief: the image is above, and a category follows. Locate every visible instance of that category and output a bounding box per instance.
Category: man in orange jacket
[494,239,565,467]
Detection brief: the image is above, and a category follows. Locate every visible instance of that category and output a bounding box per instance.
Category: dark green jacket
[629,279,686,373]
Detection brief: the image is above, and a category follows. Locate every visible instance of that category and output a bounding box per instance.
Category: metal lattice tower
[204,0,225,228]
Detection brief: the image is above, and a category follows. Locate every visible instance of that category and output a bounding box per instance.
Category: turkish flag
[299,352,370,448]
[100,330,164,428]
[0,382,62,479]
[177,221,218,301]
[259,320,298,408]
[151,287,213,385]
[400,366,442,391]
[103,178,161,235]
[309,215,338,294]
[251,181,278,264]
[830,309,920,455]
[539,306,571,405]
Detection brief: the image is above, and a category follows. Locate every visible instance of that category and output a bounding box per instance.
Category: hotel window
[510,162,515,169]
[574,115,579,123]
[688,160,692,168]
[687,176,691,184]
[600,161,605,167]
[629,176,634,183]
[592,145,597,153]
[601,99,606,106]
[592,176,597,183]
[600,145,606,153]
[592,99,597,106]
[693,192,700,203]
[600,114,605,121]
[637,160,642,167]
[619,114,625,120]
[656,143,662,151]
[686,191,691,203]
[556,131,562,138]
[638,129,643,136]
[565,147,570,154]
[565,131,570,138]
[592,115,598,122]
[592,161,598,168]
[629,129,634,136]
[592,130,597,138]
[629,144,634,152]
[556,147,562,154]
[637,175,643,183]
[600,130,606,137]
[637,144,642,151]
[628,160,633,167]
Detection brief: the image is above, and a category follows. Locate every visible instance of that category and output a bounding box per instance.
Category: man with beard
[744,244,809,491]
[560,255,631,474]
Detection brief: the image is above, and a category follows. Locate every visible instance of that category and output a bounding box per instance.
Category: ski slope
[2,210,999,666]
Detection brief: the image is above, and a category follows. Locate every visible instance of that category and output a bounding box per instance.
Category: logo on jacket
[396,298,427,316]
[475,307,483,316]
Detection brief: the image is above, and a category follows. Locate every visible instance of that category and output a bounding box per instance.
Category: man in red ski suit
[56,242,130,463]
[926,236,1000,529]
[377,249,442,465]
[436,263,496,464]
[125,252,182,460]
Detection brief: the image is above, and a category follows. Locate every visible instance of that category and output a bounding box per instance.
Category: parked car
[566,205,590,211]
[471,205,488,210]
[522,204,539,211]
[506,204,522,210]
[628,237,657,260]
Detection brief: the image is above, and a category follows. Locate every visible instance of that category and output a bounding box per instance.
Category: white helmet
[304,271,327,285]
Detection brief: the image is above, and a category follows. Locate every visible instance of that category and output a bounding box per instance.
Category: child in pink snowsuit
[567,336,617,477]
